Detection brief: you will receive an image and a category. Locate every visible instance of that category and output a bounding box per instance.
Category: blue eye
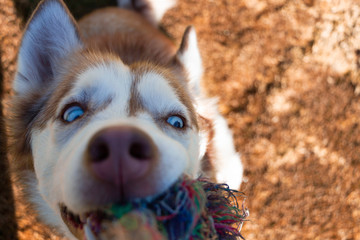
[167,116,184,128]
[62,105,85,123]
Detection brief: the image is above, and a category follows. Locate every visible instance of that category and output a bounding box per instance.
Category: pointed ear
[14,0,82,94]
[176,26,203,96]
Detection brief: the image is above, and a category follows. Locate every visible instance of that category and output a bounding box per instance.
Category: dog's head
[9,0,204,238]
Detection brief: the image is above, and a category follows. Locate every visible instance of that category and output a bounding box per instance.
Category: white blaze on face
[70,60,132,117]
[30,60,200,224]
[137,72,200,175]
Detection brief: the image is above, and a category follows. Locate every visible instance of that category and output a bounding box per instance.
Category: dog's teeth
[80,214,87,223]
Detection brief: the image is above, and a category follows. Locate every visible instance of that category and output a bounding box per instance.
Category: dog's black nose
[87,126,157,190]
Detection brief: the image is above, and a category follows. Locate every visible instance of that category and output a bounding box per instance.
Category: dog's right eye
[62,104,85,123]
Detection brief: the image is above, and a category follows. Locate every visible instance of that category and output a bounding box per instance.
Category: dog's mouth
[59,177,248,240]
[58,177,183,239]
[60,204,110,239]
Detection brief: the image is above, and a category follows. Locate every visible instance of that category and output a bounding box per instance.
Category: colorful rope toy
[84,176,248,240]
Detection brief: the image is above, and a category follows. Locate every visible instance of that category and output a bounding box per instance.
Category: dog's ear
[13,0,82,95]
[176,26,203,96]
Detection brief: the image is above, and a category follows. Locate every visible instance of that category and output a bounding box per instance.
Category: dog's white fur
[10,0,243,238]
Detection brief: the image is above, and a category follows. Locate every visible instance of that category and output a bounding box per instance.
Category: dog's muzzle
[85,126,159,201]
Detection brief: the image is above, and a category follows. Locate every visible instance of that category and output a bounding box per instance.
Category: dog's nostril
[129,142,152,160]
[90,142,109,162]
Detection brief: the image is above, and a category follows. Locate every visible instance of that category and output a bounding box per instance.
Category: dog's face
[32,55,200,237]
[9,0,204,238]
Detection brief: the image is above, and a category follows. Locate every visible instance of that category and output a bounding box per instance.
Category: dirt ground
[1,0,360,239]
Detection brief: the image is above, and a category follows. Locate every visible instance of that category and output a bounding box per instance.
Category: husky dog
[8,0,243,238]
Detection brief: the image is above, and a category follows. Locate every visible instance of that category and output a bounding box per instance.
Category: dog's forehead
[137,72,185,113]
[74,60,131,94]
[29,50,199,133]
[45,53,197,129]
[69,61,183,109]
[66,58,133,117]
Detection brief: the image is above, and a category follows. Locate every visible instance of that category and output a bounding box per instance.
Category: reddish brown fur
[128,64,147,116]
[178,26,192,55]
[198,115,216,181]
[79,8,176,66]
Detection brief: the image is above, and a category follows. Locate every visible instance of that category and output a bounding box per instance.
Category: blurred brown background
[1,0,360,239]
[0,48,18,240]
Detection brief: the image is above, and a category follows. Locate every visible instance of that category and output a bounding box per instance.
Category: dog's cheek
[31,126,65,223]
[149,131,189,191]
[55,122,105,212]
[184,131,201,177]
[162,128,201,177]
[59,140,94,211]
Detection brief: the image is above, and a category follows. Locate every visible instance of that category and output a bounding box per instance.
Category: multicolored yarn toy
[85,176,248,240]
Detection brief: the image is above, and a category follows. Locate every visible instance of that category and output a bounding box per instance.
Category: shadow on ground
[13,0,117,21]
[0,52,18,240]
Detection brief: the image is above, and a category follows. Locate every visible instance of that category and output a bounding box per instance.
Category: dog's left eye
[167,116,185,128]
[62,105,85,123]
